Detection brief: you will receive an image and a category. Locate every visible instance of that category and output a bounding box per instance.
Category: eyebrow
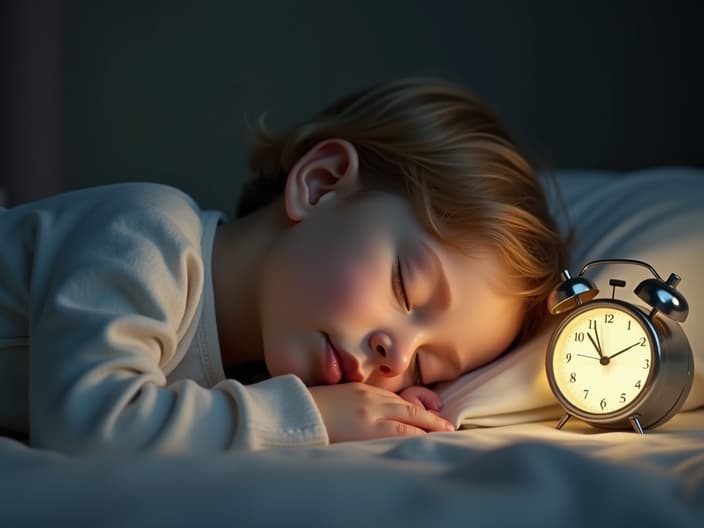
[416,241,451,313]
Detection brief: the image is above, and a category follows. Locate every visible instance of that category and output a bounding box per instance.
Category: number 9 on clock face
[549,304,653,415]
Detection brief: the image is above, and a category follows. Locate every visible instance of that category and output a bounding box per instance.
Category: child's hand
[309,383,455,443]
[397,385,444,412]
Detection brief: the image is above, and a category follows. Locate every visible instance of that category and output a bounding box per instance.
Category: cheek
[298,248,384,320]
[265,220,389,327]
[320,257,382,318]
[294,224,388,318]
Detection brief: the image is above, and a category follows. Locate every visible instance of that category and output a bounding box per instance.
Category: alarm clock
[545,258,693,434]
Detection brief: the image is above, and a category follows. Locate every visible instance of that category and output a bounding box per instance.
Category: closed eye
[393,257,410,312]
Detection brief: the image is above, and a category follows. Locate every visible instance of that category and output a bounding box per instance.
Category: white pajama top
[0,183,328,454]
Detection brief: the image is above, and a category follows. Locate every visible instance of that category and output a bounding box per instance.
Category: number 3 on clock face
[550,305,653,415]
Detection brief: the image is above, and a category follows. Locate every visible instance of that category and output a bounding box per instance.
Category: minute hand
[607,341,642,360]
[587,332,604,358]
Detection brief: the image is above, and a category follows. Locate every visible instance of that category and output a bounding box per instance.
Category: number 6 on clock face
[551,305,653,415]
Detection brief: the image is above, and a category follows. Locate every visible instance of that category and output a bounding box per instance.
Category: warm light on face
[259,191,524,392]
[552,306,653,414]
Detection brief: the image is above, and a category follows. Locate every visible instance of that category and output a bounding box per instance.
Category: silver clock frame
[546,300,693,434]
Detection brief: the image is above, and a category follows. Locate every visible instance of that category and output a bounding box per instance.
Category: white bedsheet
[1,409,702,527]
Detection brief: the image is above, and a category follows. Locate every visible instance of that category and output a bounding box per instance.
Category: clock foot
[629,415,645,434]
[556,413,571,430]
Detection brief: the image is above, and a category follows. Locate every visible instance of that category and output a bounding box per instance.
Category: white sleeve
[27,186,328,454]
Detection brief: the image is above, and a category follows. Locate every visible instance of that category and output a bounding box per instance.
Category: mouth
[322,333,363,384]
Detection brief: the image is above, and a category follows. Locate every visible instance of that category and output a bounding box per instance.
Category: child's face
[258,190,525,393]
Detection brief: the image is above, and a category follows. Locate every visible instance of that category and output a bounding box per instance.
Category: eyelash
[393,257,410,312]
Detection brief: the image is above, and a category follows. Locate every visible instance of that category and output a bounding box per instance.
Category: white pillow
[438,167,704,427]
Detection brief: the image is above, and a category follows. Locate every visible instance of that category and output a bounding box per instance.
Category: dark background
[3,0,703,212]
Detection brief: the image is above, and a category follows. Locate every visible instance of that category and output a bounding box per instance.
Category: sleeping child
[0,77,568,453]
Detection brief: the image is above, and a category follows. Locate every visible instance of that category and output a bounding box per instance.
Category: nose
[368,330,413,377]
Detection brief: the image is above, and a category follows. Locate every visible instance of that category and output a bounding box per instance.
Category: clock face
[550,304,654,415]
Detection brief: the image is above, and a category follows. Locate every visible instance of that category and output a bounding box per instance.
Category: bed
[1,167,703,527]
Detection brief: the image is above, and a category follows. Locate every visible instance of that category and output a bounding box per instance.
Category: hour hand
[587,332,604,359]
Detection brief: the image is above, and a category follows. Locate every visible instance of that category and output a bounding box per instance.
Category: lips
[322,333,363,384]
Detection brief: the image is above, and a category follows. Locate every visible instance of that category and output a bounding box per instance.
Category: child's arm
[22,184,327,454]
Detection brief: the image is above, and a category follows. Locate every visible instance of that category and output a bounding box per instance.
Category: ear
[284,138,360,222]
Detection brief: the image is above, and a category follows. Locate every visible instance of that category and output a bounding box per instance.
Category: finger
[375,419,427,438]
[386,402,455,432]
[403,394,426,409]
[417,390,443,411]
[398,386,443,411]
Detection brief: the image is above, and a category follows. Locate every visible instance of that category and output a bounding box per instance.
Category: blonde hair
[241,78,569,343]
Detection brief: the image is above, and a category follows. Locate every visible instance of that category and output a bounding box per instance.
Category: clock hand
[587,332,604,358]
[576,353,601,360]
[607,341,642,360]
[593,324,603,357]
